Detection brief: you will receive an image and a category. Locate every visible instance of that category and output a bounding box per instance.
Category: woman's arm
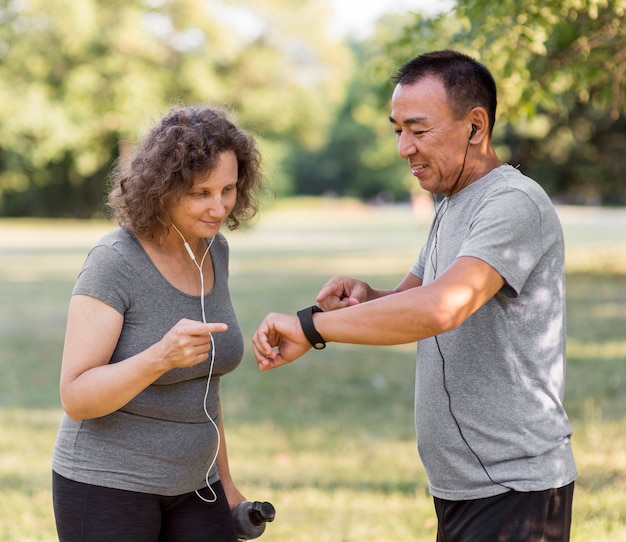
[59,294,227,421]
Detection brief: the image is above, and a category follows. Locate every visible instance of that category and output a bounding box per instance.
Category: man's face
[390,76,471,196]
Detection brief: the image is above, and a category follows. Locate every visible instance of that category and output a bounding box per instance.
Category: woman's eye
[192,191,208,198]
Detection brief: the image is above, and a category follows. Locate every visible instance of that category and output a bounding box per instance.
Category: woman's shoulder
[207,232,230,258]
[94,225,134,247]
[84,227,145,272]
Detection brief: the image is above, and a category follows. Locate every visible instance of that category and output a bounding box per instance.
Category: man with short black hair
[252,50,577,541]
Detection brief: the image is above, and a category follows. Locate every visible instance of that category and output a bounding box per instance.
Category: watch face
[314,342,326,350]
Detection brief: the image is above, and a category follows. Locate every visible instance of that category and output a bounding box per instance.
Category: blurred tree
[3,0,623,212]
[288,37,410,202]
[375,0,626,204]
[0,0,351,216]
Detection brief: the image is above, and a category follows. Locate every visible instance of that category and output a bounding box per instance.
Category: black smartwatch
[297,305,326,350]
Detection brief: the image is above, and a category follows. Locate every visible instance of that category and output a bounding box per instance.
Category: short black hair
[393,50,497,134]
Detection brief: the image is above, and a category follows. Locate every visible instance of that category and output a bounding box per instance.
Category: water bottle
[232,500,276,540]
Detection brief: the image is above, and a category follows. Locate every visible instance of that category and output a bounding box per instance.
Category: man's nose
[397,131,416,159]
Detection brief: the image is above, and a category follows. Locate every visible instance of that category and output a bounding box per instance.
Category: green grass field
[1,199,625,541]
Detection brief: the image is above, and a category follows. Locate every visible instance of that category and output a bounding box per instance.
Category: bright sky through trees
[328,0,455,38]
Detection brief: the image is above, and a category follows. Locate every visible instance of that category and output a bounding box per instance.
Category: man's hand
[252,313,312,370]
[316,276,371,311]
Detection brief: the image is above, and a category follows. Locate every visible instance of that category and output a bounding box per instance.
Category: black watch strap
[297,305,326,350]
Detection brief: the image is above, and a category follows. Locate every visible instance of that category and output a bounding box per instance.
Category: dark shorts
[434,482,574,542]
[52,471,238,542]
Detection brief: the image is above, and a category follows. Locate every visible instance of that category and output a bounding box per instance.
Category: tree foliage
[0,0,624,215]
[288,39,410,202]
[0,0,351,216]
[376,0,626,203]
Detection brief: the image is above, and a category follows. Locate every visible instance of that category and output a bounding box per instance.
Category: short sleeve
[410,244,428,280]
[73,244,132,315]
[458,190,545,297]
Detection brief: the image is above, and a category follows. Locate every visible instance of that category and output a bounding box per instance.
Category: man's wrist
[296,305,326,350]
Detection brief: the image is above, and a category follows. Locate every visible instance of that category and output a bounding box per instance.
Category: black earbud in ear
[470,124,477,140]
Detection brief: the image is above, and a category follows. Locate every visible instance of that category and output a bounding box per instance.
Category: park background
[1,0,626,540]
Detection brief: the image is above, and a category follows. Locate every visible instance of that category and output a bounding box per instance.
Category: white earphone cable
[170,221,220,503]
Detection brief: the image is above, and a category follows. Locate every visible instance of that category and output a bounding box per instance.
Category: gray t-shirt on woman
[53,228,243,496]
[411,164,577,500]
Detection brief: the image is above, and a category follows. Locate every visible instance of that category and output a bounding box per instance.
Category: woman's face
[167,150,238,241]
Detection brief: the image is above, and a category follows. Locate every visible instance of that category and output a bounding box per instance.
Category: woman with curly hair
[52,105,264,541]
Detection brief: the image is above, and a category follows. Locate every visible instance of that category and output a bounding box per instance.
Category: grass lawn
[1,199,625,541]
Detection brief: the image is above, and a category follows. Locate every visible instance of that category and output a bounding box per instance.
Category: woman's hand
[60,295,228,420]
[154,318,228,371]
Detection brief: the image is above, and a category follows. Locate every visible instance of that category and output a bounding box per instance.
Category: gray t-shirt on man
[411,164,577,500]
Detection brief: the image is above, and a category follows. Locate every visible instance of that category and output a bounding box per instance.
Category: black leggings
[434,481,575,542]
[52,471,238,542]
